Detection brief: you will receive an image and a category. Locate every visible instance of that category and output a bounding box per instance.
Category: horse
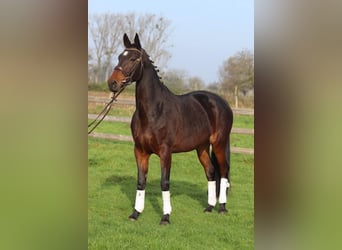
[107,33,233,225]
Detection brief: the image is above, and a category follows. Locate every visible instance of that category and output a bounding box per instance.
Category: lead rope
[88,88,125,134]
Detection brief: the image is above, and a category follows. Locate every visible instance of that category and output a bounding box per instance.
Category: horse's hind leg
[196,145,217,213]
[212,140,231,214]
[129,146,150,221]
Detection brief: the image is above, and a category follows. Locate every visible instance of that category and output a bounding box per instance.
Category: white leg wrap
[134,190,145,213]
[162,191,172,214]
[208,181,217,206]
[219,178,229,204]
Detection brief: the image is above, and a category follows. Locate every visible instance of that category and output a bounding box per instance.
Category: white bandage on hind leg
[134,190,145,213]
[208,181,217,206]
[162,191,172,214]
[219,178,229,204]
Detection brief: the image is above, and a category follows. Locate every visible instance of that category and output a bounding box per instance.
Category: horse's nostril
[107,79,114,85]
[107,79,121,93]
[108,79,118,89]
[107,79,115,91]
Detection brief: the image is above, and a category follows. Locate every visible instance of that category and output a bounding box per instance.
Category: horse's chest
[131,118,164,150]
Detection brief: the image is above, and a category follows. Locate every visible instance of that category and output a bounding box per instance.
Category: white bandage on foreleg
[219,178,229,204]
[162,191,172,214]
[208,181,217,206]
[134,190,145,213]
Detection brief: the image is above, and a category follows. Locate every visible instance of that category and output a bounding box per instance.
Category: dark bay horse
[108,33,233,225]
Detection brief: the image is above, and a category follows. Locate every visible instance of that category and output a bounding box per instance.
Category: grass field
[88,92,254,249]
[88,139,253,249]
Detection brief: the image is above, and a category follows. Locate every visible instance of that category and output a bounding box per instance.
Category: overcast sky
[88,0,254,84]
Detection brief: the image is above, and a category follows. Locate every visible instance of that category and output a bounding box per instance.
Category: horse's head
[107,33,144,93]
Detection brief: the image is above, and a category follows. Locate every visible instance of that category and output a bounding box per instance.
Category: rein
[87,88,124,134]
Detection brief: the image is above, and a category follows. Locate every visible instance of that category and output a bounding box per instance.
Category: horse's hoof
[160,214,170,225]
[218,204,228,214]
[218,208,228,214]
[204,205,214,213]
[128,210,140,221]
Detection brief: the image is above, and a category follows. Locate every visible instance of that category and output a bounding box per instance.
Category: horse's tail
[226,136,231,186]
[211,137,231,197]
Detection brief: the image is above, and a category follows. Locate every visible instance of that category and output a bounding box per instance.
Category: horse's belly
[172,128,211,152]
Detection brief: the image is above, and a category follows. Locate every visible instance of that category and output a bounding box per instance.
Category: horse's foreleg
[129,146,150,221]
[159,146,172,225]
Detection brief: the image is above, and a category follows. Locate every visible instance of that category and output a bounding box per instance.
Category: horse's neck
[135,64,170,117]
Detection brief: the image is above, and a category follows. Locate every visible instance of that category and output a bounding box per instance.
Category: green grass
[88,138,254,249]
[233,114,254,129]
[231,133,254,149]
[88,104,135,117]
[89,120,131,135]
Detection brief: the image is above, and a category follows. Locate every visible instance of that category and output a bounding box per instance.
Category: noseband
[114,48,144,85]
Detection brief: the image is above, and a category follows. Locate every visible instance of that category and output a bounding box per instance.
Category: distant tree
[123,13,172,70]
[88,52,94,82]
[188,76,205,91]
[206,82,220,93]
[219,49,254,107]
[88,13,125,84]
[162,69,188,94]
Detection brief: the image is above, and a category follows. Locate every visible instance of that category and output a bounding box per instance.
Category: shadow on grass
[103,174,207,216]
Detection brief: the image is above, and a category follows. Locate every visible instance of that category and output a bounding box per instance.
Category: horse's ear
[134,33,142,50]
[123,33,131,48]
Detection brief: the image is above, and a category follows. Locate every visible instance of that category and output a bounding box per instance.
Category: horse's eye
[130,58,136,61]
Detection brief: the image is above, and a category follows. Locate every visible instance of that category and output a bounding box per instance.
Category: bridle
[114,48,144,86]
[88,47,144,135]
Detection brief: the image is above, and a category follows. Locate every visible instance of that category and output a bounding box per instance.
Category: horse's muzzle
[107,68,127,92]
[107,79,120,92]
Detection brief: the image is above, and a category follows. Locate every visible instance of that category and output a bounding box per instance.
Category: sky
[88,0,254,84]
